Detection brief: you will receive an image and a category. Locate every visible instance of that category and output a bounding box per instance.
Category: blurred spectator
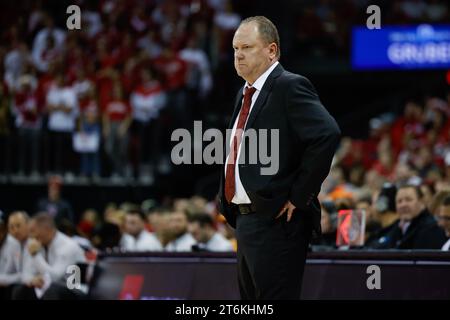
[120,210,162,252]
[311,201,336,247]
[91,203,123,251]
[75,90,101,177]
[437,196,450,250]
[58,219,93,251]
[13,213,85,300]
[179,36,213,102]
[165,210,196,252]
[46,71,78,174]
[3,42,30,90]
[153,47,188,129]
[36,175,74,229]
[103,83,132,178]
[373,183,399,228]
[77,209,100,240]
[147,207,172,248]
[188,213,233,252]
[31,15,65,73]
[13,74,42,176]
[0,211,24,298]
[130,68,166,180]
[429,189,450,216]
[366,185,446,249]
[355,196,381,242]
[137,30,162,59]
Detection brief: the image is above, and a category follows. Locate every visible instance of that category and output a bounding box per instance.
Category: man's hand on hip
[275,200,296,222]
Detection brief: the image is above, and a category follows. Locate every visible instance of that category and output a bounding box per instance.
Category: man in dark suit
[217,16,341,300]
[366,184,447,249]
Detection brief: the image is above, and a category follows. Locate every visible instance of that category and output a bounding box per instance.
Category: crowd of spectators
[0,187,236,299]
[0,0,239,182]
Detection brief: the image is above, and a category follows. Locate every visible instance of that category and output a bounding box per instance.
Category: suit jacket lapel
[245,63,284,130]
[228,64,285,131]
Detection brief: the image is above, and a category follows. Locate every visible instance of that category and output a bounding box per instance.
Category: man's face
[169,211,188,237]
[8,213,29,243]
[188,221,208,243]
[395,188,423,222]
[232,22,276,84]
[28,221,51,246]
[437,205,450,237]
[124,214,145,237]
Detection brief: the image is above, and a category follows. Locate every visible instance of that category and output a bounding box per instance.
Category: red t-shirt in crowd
[153,54,187,90]
[103,99,131,122]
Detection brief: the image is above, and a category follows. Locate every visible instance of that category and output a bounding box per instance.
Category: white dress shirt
[0,235,22,285]
[165,233,196,252]
[442,238,450,251]
[202,233,234,252]
[224,61,279,204]
[120,230,163,252]
[22,231,86,283]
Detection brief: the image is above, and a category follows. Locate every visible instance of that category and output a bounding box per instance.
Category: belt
[237,203,256,215]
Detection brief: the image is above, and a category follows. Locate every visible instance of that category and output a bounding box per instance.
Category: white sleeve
[32,246,85,282]
[0,251,21,285]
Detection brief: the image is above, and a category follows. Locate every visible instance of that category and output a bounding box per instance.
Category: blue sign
[352,24,450,70]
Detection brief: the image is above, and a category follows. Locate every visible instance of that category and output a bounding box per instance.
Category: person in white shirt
[0,212,21,299]
[12,213,86,300]
[120,210,162,252]
[437,196,450,250]
[165,210,196,252]
[188,213,234,252]
[46,72,79,174]
[0,211,30,287]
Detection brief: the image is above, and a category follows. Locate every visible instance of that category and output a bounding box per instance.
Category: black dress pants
[235,208,311,300]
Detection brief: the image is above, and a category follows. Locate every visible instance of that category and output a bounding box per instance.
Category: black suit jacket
[366,209,447,249]
[217,64,341,236]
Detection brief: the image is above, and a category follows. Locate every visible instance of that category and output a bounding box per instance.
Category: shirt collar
[245,61,279,92]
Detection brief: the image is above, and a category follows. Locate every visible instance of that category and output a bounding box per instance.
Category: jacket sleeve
[286,76,341,211]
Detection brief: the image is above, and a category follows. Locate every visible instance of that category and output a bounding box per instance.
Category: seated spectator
[165,210,196,252]
[188,213,234,252]
[36,175,74,230]
[366,185,447,249]
[120,210,162,252]
[355,196,381,242]
[91,203,122,251]
[311,201,337,247]
[13,213,86,300]
[437,196,450,250]
[77,209,100,240]
[146,207,172,248]
[0,211,22,299]
[371,183,399,229]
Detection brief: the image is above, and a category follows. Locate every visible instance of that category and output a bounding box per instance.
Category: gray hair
[240,16,281,59]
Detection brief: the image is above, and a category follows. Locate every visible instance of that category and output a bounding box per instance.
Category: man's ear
[269,42,278,59]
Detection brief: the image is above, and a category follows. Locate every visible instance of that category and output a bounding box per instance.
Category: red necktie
[225,86,257,203]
